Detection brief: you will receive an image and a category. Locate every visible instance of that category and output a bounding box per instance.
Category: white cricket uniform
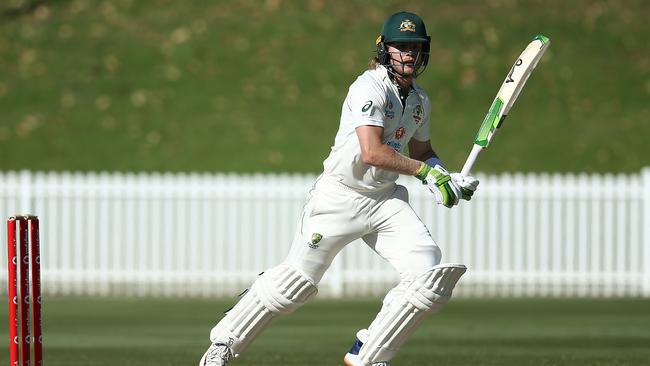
[206,65,452,361]
[285,65,441,284]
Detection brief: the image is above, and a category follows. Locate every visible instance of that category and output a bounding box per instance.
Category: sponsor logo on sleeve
[361,100,375,118]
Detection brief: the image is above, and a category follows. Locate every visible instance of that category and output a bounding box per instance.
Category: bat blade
[461,35,550,176]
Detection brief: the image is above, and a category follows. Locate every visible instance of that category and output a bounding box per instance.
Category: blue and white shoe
[343,337,364,366]
[343,329,389,366]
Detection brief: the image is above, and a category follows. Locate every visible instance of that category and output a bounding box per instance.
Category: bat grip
[461,144,483,176]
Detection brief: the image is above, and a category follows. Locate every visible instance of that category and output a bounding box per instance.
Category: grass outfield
[1,1,648,174]
[1,297,649,365]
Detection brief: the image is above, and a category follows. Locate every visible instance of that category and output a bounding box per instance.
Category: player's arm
[408,138,439,164]
[356,125,422,176]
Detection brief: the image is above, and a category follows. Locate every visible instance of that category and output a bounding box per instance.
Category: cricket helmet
[376,11,431,77]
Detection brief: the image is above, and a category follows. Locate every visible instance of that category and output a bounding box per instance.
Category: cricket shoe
[343,329,389,366]
[199,343,232,366]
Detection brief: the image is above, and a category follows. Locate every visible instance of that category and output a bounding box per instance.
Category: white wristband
[425,157,443,168]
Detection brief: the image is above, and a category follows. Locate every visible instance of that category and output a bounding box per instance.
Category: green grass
[0,0,649,173]
[1,297,650,365]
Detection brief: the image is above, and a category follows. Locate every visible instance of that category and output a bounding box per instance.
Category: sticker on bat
[506,59,524,83]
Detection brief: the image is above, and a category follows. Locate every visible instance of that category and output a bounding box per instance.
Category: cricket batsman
[199,11,479,366]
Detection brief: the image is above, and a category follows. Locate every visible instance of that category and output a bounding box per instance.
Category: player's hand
[450,173,479,201]
[415,164,461,208]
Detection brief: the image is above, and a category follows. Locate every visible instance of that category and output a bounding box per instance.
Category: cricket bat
[460,35,551,176]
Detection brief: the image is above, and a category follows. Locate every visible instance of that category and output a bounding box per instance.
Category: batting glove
[450,173,479,201]
[415,164,462,208]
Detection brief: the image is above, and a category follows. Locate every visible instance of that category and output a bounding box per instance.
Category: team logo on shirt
[394,127,405,140]
[308,233,323,249]
[384,100,395,119]
[413,104,423,124]
[399,19,416,33]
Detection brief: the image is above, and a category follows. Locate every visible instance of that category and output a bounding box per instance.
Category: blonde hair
[368,56,380,70]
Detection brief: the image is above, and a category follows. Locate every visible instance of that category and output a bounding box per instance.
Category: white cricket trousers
[285,175,442,285]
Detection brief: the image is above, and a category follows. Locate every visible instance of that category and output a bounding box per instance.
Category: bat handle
[461,144,483,176]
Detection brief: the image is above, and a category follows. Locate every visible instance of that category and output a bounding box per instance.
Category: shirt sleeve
[346,78,387,128]
[411,93,432,142]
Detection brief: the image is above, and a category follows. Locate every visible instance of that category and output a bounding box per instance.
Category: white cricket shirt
[322,65,432,191]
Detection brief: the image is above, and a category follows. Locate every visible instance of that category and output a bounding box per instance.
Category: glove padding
[416,164,462,208]
[450,173,479,201]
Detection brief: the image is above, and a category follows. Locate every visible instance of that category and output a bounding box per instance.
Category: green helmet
[376,12,431,77]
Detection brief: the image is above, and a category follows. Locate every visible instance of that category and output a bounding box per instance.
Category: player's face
[386,42,424,77]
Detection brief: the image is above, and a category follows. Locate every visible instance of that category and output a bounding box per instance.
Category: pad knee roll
[359,263,466,365]
[210,264,317,356]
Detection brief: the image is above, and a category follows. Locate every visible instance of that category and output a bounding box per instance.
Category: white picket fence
[1,169,649,298]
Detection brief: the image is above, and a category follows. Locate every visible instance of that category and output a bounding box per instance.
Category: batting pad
[359,263,466,365]
[210,264,317,356]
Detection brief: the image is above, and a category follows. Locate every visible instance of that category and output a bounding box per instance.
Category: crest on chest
[384,99,396,119]
[412,104,423,125]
